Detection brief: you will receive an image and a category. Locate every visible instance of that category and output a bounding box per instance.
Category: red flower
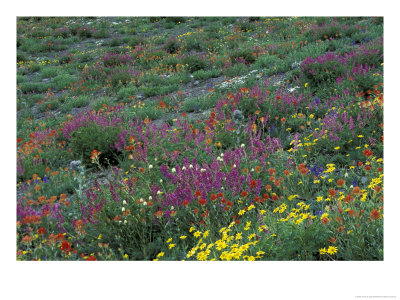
[37,227,47,235]
[272,194,278,201]
[240,191,248,197]
[198,198,207,206]
[269,168,276,175]
[182,200,189,206]
[193,209,199,214]
[365,165,371,171]
[86,255,96,261]
[210,194,217,200]
[194,190,202,198]
[250,179,258,188]
[283,170,290,176]
[217,192,223,198]
[370,209,381,220]
[60,240,72,253]
[363,149,373,157]
[226,201,233,207]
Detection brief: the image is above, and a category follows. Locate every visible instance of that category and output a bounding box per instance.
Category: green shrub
[69,123,123,166]
[54,73,77,90]
[117,85,138,99]
[192,69,221,81]
[230,48,257,65]
[163,38,179,54]
[41,66,59,78]
[182,55,208,73]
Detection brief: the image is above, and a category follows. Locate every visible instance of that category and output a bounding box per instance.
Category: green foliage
[69,123,123,166]
[182,55,208,73]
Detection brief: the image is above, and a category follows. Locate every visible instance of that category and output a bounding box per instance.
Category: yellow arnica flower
[168,244,176,249]
[327,246,338,255]
[157,252,164,258]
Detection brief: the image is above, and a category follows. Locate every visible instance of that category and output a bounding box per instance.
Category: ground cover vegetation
[16,16,383,261]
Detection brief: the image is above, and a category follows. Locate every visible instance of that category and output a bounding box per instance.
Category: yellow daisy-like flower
[319,248,327,255]
[334,146,340,150]
[194,231,202,238]
[327,246,338,255]
[189,227,195,232]
[166,238,172,243]
[180,236,187,240]
[168,243,175,249]
[157,252,165,258]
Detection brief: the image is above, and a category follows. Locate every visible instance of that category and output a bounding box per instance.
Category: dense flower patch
[16,16,383,261]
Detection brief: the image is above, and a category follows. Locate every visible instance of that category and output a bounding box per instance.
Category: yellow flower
[166,238,172,243]
[305,82,308,88]
[235,233,243,240]
[203,231,209,238]
[260,209,266,215]
[334,146,340,150]
[319,248,327,255]
[327,246,338,255]
[180,236,187,240]
[157,252,164,257]
[194,231,202,238]
[168,243,176,249]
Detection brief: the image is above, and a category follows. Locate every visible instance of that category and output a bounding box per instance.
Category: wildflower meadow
[16,16,385,263]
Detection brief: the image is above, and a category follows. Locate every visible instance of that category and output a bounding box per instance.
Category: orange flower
[337,179,345,186]
[321,217,330,225]
[155,210,164,218]
[90,150,101,163]
[348,209,356,216]
[280,117,286,122]
[344,194,354,203]
[158,101,167,108]
[241,191,248,197]
[370,209,381,220]
[255,166,261,173]
[328,188,337,197]
[265,184,272,191]
[300,168,308,175]
[352,186,361,195]
[269,168,276,175]
[283,170,290,176]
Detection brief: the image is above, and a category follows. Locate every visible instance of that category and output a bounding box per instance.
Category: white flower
[157,190,162,195]
[189,164,193,169]
[171,168,176,173]
[251,168,254,172]
[220,153,224,157]
[148,196,152,200]
[233,164,236,168]
[123,200,127,205]
[160,179,163,183]
[124,220,127,224]
[170,206,174,210]
[139,198,143,203]
[143,202,147,206]
[149,164,153,169]
[182,166,186,171]
[200,168,206,172]
[241,144,245,148]
[122,207,126,212]
[344,172,349,178]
